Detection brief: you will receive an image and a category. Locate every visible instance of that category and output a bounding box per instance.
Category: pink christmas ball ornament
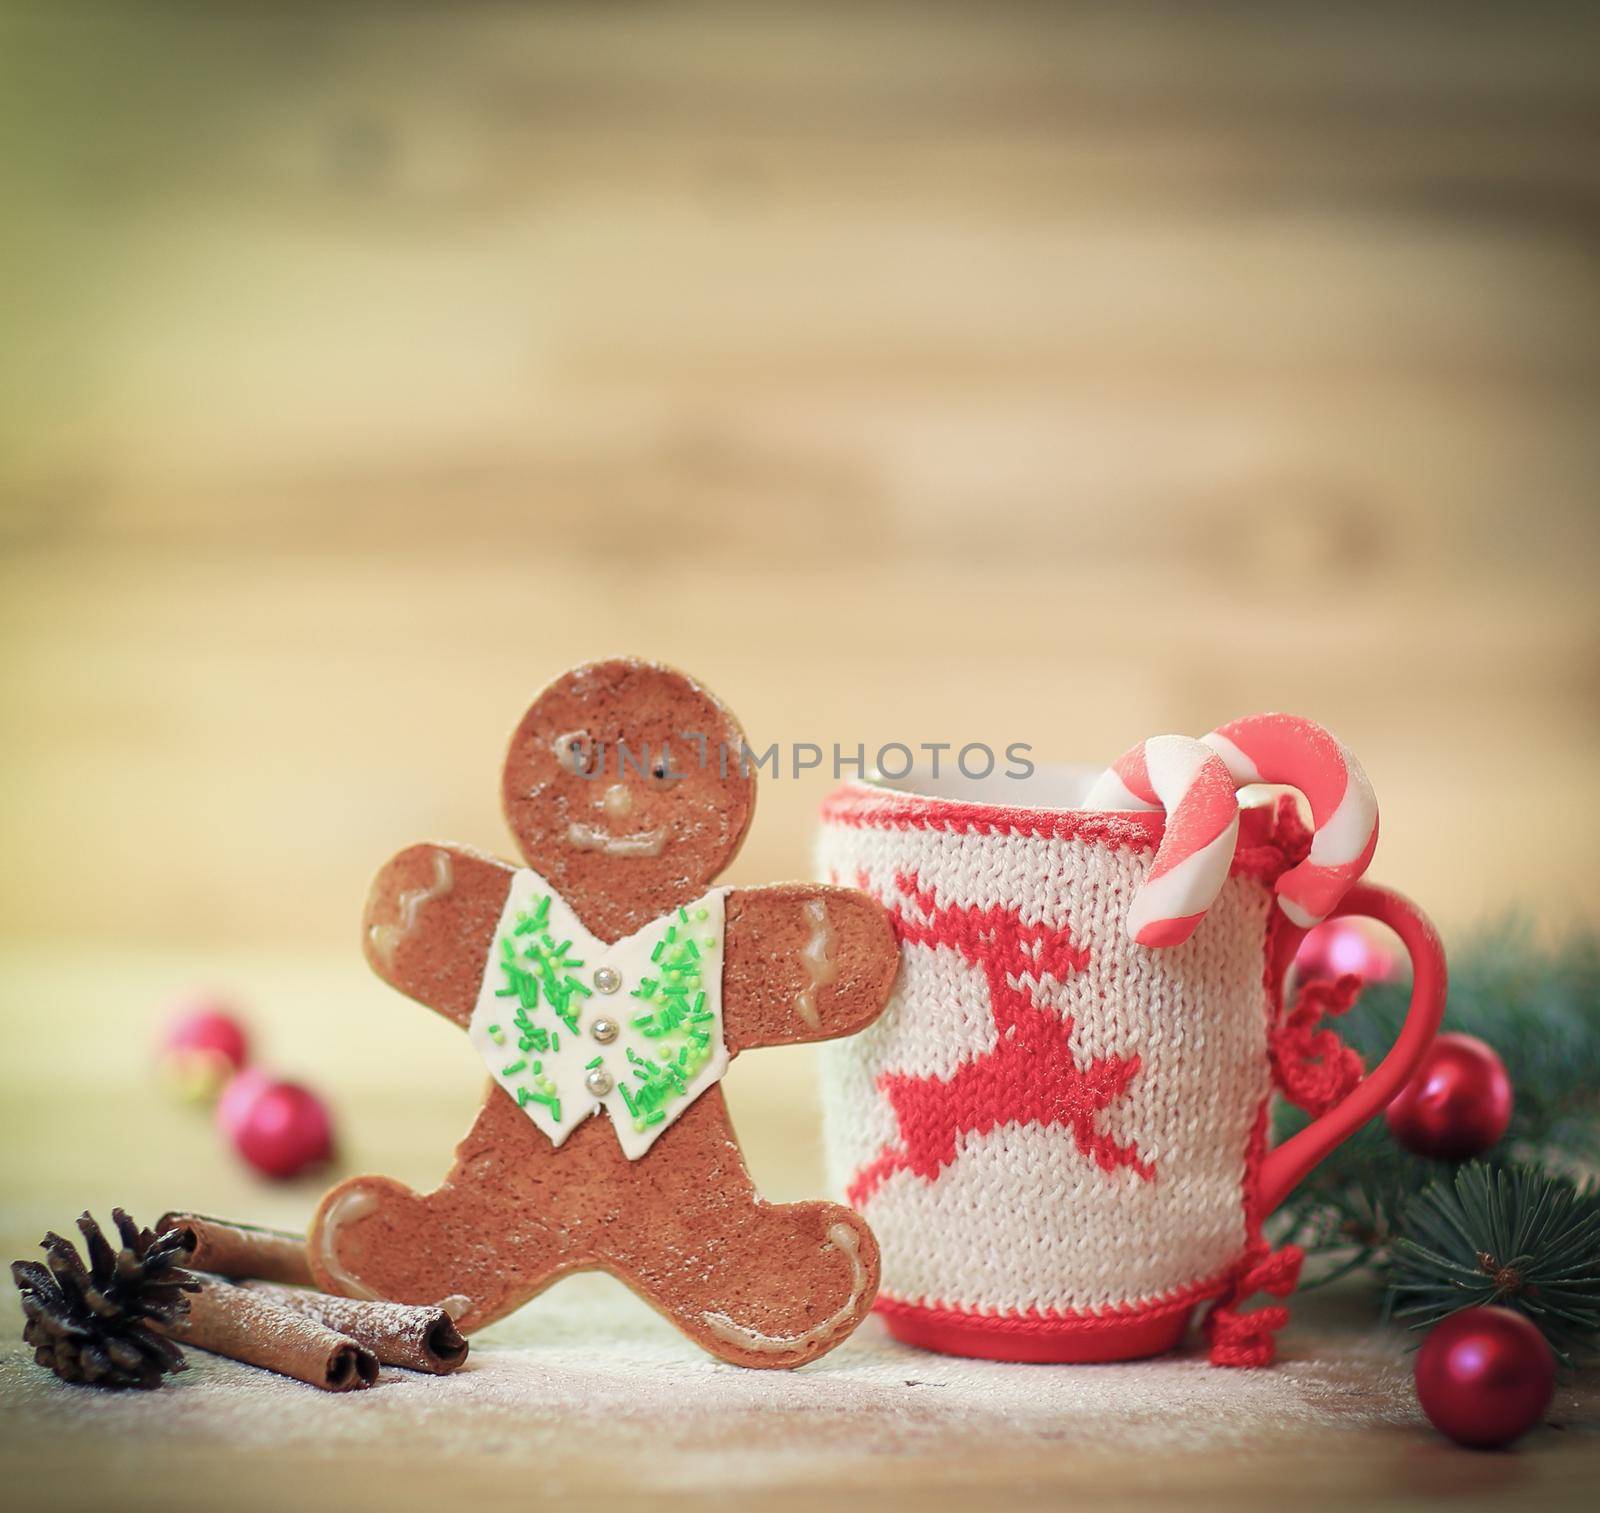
[158,1000,251,1101]
[219,1072,335,1180]
[1294,920,1398,985]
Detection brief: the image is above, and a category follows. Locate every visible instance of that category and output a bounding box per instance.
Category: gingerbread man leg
[601,1092,881,1369]
[308,1090,580,1329]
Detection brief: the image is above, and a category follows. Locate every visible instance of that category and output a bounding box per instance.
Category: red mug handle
[1258,882,1448,1215]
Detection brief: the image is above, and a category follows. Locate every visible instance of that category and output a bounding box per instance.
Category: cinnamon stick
[158,1212,313,1285]
[241,1282,468,1374]
[164,1278,377,1391]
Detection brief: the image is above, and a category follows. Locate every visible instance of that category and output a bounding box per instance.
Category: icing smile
[566,822,666,858]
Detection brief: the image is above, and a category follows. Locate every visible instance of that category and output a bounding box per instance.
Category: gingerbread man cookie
[309,659,899,1369]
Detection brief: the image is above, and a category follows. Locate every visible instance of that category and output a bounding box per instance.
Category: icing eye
[554,730,597,776]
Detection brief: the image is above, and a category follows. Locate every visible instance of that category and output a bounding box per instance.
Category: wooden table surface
[1,942,1597,1512]
[2,2,1598,1507]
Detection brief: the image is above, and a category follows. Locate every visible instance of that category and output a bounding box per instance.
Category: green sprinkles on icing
[620,910,715,1125]
[492,888,718,1140]
[492,888,605,1122]
[517,1085,562,1120]
[496,903,590,1034]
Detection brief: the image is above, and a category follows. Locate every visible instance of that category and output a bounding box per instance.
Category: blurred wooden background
[2,0,1599,1093]
[3,0,1599,958]
[2,4,1599,1506]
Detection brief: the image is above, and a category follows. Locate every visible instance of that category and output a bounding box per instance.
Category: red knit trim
[1232,793,1314,883]
[879,1269,1239,1359]
[877,1266,1232,1332]
[1198,887,1308,1368]
[819,780,1164,848]
[883,1303,1196,1363]
[819,783,1309,884]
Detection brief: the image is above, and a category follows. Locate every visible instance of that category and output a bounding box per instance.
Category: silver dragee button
[584,1067,614,1097]
[590,1017,619,1045]
[592,966,621,994]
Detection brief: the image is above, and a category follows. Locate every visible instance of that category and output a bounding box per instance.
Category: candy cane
[1083,735,1242,948]
[1087,716,1380,946]
[1201,713,1378,929]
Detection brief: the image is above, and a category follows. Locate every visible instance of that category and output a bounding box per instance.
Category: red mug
[817,774,1446,1365]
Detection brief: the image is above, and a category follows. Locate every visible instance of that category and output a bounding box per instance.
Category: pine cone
[12,1210,199,1389]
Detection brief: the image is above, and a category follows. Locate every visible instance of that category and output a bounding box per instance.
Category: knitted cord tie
[1270,972,1366,1117]
[1203,1241,1305,1368]
[1231,794,1314,881]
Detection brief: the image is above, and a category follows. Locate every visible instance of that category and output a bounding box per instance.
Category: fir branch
[1387,1164,1600,1362]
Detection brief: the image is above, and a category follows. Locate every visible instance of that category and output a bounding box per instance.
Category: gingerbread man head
[500,659,756,942]
[311,658,900,1369]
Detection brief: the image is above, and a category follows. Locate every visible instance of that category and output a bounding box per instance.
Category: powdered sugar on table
[2,1274,1422,1496]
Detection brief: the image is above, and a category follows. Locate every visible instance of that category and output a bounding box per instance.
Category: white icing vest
[467,871,729,1159]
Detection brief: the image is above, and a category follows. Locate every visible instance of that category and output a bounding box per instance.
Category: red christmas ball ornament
[159,1000,251,1101]
[1294,920,1398,985]
[1415,1306,1555,1448]
[1385,1033,1513,1160]
[218,1073,334,1180]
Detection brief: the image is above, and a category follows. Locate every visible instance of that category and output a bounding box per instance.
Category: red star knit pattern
[846,872,1155,1207]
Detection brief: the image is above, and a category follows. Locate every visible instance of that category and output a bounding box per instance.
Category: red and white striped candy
[1202,713,1378,929]
[1083,735,1242,948]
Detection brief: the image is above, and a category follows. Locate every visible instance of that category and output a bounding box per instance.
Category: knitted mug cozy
[816,772,1445,1366]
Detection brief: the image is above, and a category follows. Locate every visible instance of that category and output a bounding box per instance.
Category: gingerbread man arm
[362,843,515,1028]
[722,884,898,1053]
